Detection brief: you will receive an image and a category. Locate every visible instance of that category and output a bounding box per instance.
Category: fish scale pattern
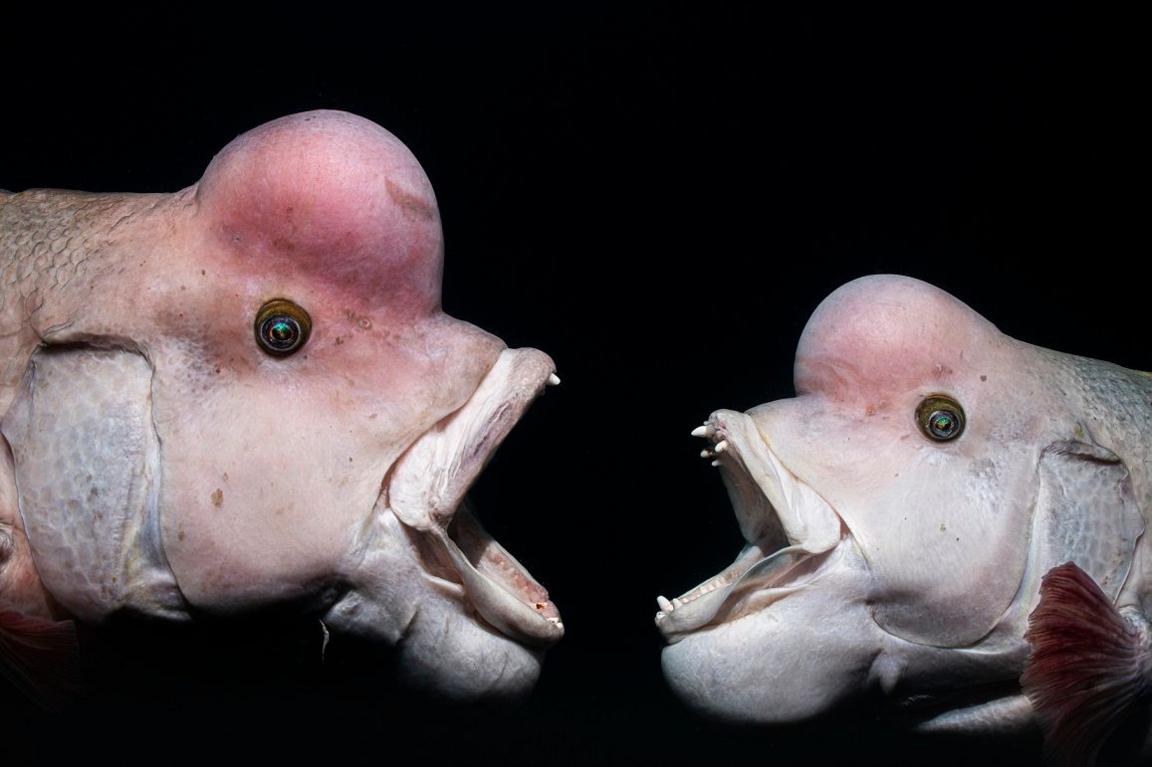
[4,344,187,621]
[1056,350,1152,493]
[0,190,146,313]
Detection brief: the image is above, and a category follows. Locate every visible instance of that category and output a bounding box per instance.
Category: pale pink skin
[0,111,560,699]
[660,275,1152,735]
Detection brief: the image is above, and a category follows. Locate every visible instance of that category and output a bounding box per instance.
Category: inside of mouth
[387,347,563,641]
[667,445,792,609]
[670,544,768,608]
[669,536,811,608]
[447,505,560,621]
[658,419,839,635]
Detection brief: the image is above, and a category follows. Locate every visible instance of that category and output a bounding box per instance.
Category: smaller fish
[656,275,1152,764]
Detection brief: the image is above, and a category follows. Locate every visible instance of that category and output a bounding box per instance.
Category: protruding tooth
[657,595,674,612]
[715,440,730,453]
[672,597,684,609]
[547,373,561,386]
[700,448,715,459]
[691,425,711,438]
[711,460,720,467]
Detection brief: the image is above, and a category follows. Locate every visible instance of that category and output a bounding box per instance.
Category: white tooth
[672,597,684,608]
[700,449,715,459]
[657,595,674,612]
[547,373,561,386]
[715,440,729,453]
[691,425,710,438]
[711,460,720,467]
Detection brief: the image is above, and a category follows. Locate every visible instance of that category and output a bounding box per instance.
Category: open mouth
[384,347,563,647]
[655,409,844,643]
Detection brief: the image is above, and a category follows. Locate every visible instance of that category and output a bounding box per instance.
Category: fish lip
[655,409,845,642]
[382,347,563,647]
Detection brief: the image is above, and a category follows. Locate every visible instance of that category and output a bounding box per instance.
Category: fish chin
[393,588,547,700]
[656,409,845,642]
[384,347,563,649]
[660,539,880,724]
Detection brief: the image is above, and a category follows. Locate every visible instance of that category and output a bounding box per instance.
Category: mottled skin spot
[385,178,437,221]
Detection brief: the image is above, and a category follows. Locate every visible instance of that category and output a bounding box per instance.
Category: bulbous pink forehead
[195,110,443,314]
[794,275,1000,399]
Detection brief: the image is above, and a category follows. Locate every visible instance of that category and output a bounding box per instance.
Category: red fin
[1021,562,1148,767]
[0,609,80,710]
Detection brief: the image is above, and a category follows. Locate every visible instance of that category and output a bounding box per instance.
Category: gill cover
[870,438,1143,650]
[1,347,186,622]
[1020,440,1143,602]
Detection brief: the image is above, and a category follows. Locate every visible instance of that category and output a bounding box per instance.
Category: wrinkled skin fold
[657,275,1151,748]
[0,110,562,701]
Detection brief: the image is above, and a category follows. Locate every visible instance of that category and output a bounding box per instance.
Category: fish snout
[656,408,847,641]
[380,347,563,648]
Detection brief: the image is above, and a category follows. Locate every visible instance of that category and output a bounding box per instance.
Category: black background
[1,8,1144,766]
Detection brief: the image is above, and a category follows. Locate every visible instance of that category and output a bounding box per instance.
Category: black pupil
[930,411,956,435]
[262,316,300,350]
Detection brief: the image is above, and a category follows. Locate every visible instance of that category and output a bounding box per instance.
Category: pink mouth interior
[449,510,560,622]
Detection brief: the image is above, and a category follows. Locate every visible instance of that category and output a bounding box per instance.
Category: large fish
[657,275,1152,764]
[0,110,562,704]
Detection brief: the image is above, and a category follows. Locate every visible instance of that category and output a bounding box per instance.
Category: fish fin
[0,609,80,710]
[1021,562,1150,767]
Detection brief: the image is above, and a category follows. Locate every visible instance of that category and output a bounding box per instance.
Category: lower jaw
[405,504,563,648]
[657,539,845,642]
[658,539,878,725]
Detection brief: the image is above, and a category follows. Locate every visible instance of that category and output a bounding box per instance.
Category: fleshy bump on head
[195,110,443,314]
[794,275,1000,401]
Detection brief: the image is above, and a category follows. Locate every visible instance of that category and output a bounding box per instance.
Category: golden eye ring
[915,395,965,442]
[254,299,312,356]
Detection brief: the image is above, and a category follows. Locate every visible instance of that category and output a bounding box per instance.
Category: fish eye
[254,299,312,356]
[915,395,965,442]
